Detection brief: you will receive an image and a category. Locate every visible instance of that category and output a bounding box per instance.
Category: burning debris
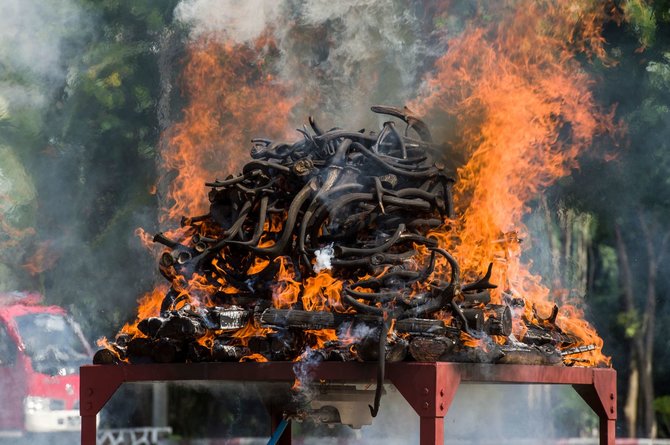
[96,106,606,412]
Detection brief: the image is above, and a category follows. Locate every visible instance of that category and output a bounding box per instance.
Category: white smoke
[0,0,89,108]
[282,0,434,128]
[291,346,325,406]
[296,0,428,90]
[313,243,334,273]
[162,3,606,443]
[174,0,283,42]
[172,0,435,129]
[337,321,376,343]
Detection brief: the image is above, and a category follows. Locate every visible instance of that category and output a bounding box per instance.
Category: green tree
[21,0,181,338]
[565,6,670,435]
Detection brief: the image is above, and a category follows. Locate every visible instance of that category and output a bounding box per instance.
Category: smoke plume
[0,0,89,106]
[173,0,437,130]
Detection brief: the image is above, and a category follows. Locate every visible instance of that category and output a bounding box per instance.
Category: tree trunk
[625,364,640,437]
[639,215,664,438]
[538,199,593,300]
[557,207,593,298]
[540,196,561,287]
[615,224,640,437]
[617,217,667,438]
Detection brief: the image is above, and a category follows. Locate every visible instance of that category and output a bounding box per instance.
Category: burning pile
[95,106,605,370]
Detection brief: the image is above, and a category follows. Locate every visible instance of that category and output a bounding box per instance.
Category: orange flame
[302,271,343,312]
[119,285,167,338]
[232,320,273,347]
[22,240,59,276]
[460,332,487,351]
[96,336,126,363]
[162,34,295,224]
[134,228,156,251]
[240,353,268,363]
[556,305,608,365]
[272,257,301,309]
[197,330,217,350]
[412,1,615,365]
[304,329,338,350]
[247,257,270,275]
[110,2,618,367]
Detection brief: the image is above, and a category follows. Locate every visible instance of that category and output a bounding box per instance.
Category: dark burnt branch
[99,106,594,397]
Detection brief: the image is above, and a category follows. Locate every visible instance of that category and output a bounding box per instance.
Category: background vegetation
[2,0,670,439]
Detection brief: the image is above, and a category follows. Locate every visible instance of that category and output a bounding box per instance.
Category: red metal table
[80,362,616,445]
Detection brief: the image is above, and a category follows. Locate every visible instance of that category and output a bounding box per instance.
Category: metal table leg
[387,363,461,445]
[80,362,616,445]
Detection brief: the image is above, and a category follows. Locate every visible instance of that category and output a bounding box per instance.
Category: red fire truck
[0,291,91,441]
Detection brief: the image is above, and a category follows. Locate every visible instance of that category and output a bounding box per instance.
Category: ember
[95,106,608,414]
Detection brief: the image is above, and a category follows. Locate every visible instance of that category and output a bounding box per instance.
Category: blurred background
[1,0,670,443]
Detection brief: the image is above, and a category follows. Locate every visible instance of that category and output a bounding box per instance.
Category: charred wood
[151,339,185,363]
[93,348,120,365]
[211,342,251,362]
[497,344,562,366]
[408,336,457,362]
[95,106,597,374]
[484,305,513,337]
[126,337,154,360]
[395,318,460,337]
[156,313,207,341]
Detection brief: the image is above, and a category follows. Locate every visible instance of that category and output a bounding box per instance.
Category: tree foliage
[0,0,180,338]
[3,0,670,438]
[559,4,670,436]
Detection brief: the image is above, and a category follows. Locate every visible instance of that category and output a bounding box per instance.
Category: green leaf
[623,0,657,48]
[137,142,155,159]
[133,85,153,111]
[617,310,641,338]
[655,396,670,415]
[646,52,670,89]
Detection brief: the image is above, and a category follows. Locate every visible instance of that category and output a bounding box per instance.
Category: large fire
[100,1,617,368]
[162,34,295,224]
[410,0,616,366]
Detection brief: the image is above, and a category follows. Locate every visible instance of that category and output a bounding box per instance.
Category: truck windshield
[14,313,89,376]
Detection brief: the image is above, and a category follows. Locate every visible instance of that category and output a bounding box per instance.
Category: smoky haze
[0,0,160,341]
[0,0,89,107]
[0,0,93,297]
[157,0,614,441]
[353,384,596,444]
[2,0,661,441]
[174,0,439,130]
